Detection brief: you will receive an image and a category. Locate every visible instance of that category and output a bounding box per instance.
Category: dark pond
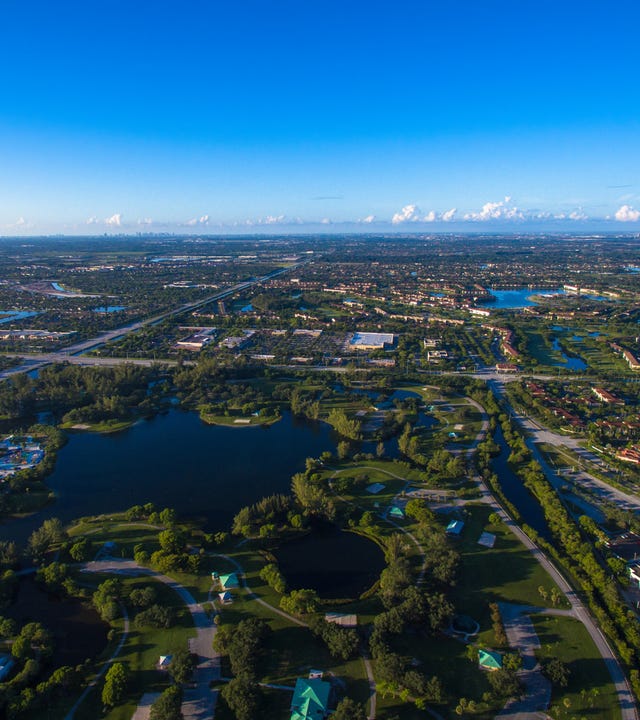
[490,426,552,540]
[0,409,334,544]
[7,577,109,668]
[274,526,386,599]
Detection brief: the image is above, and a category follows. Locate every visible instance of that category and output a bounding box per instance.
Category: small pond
[274,526,386,599]
[551,338,588,371]
[7,577,109,668]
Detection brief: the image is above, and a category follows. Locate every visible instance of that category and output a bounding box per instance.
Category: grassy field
[531,614,621,720]
[450,504,570,640]
[199,409,282,427]
[379,632,492,719]
[60,418,137,433]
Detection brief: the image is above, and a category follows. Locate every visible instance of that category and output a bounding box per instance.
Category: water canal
[491,426,552,540]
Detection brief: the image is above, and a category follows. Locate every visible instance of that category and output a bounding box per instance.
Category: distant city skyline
[1,1,640,234]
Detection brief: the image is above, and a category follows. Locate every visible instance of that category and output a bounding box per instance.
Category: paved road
[0,263,304,381]
[489,378,640,514]
[497,603,551,720]
[82,559,220,720]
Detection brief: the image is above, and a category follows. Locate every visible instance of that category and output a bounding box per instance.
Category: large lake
[486,288,565,309]
[1,410,335,544]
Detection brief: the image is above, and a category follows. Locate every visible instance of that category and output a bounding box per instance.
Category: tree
[221,678,261,720]
[259,563,286,593]
[69,537,92,562]
[542,657,570,688]
[150,685,183,720]
[169,650,197,684]
[488,668,520,698]
[0,540,18,568]
[291,473,335,521]
[102,662,128,708]
[159,507,177,526]
[158,528,186,554]
[93,578,122,621]
[129,585,157,608]
[212,624,234,655]
[310,618,359,661]
[134,604,175,629]
[333,697,367,720]
[280,588,319,615]
[27,518,67,563]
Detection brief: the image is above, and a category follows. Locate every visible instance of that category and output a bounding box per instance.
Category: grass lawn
[213,563,372,717]
[199,410,282,427]
[531,614,621,720]
[68,516,162,551]
[60,418,136,433]
[450,504,569,643]
[380,631,493,719]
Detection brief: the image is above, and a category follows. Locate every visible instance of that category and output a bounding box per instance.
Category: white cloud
[105,213,122,226]
[392,205,460,224]
[568,209,588,221]
[464,196,524,221]
[359,215,376,224]
[137,218,153,226]
[5,217,30,229]
[86,216,99,225]
[392,204,422,224]
[263,214,285,225]
[186,214,209,226]
[615,204,640,222]
[320,217,331,225]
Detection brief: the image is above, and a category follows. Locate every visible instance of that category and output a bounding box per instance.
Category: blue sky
[1,0,640,234]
